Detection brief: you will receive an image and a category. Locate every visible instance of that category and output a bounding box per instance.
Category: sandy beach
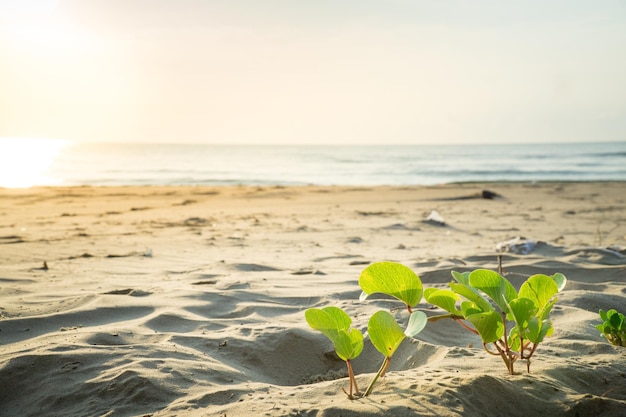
[0,182,625,417]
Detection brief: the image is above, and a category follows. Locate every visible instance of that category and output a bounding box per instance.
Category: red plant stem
[455,318,480,335]
[347,360,353,398]
[483,342,501,356]
[500,346,514,374]
[487,340,514,374]
[346,359,360,397]
[524,343,539,372]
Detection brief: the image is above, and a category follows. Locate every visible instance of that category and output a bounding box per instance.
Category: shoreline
[1,182,625,416]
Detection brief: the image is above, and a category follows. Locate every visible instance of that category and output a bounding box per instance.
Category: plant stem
[482,342,501,356]
[498,351,513,374]
[364,356,391,397]
[524,343,539,373]
[427,313,460,322]
[489,340,514,375]
[499,313,517,374]
[455,318,480,335]
[346,359,361,398]
[501,313,509,352]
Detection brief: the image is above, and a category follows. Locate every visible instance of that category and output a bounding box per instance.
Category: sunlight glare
[0,0,58,15]
[0,138,68,188]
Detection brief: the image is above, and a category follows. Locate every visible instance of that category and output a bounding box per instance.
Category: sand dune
[0,183,625,416]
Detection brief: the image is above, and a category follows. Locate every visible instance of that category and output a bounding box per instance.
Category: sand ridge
[0,183,625,416]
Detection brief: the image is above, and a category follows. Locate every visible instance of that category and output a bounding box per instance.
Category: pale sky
[0,0,625,145]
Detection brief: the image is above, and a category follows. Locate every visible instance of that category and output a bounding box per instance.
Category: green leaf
[469,269,517,313]
[368,310,406,358]
[359,262,423,308]
[449,282,493,314]
[405,311,428,338]
[551,272,567,292]
[334,328,365,361]
[518,274,559,311]
[609,310,624,330]
[305,306,351,341]
[508,326,521,351]
[424,287,438,300]
[466,311,504,343]
[451,270,470,285]
[599,309,609,322]
[424,288,462,315]
[460,300,483,317]
[538,299,556,322]
[526,317,553,344]
[305,307,363,361]
[508,297,537,334]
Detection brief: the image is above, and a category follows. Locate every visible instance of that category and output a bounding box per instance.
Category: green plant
[424,269,566,374]
[305,306,364,398]
[359,262,427,395]
[364,309,426,396]
[596,309,626,347]
[305,261,427,398]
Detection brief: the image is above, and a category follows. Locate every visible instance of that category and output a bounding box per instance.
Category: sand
[0,182,625,417]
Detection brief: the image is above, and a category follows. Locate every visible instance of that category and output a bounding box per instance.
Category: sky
[0,0,625,145]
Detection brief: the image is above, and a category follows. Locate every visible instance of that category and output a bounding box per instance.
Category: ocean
[3,141,626,188]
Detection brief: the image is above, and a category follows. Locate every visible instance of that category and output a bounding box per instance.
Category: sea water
[5,141,626,187]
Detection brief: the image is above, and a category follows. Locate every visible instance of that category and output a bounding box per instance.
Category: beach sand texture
[1,182,625,417]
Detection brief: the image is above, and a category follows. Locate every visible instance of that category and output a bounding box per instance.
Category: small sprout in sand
[425,269,566,374]
[304,306,364,399]
[305,262,427,399]
[596,309,626,347]
[364,309,427,396]
[359,262,427,396]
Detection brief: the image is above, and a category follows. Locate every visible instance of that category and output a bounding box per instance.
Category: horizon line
[1,138,623,147]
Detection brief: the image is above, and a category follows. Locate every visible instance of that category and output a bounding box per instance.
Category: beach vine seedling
[359,262,428,396]
[304,306,364,399]
[363,309,427,396]
[596,309,626,347]
[304,262,427,398]
[425,269,566,374]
